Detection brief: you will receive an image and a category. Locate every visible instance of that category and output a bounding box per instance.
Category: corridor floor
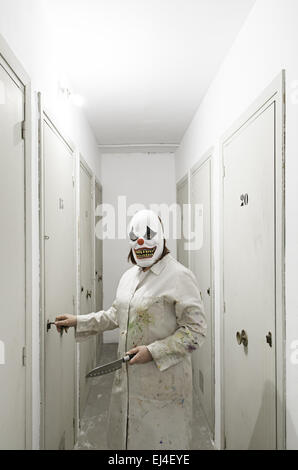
[75,343,214,450]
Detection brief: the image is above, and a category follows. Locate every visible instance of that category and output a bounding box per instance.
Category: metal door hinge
[72,175,75,187]
[224,435,227,449]
[22,346,26,366]
[224,302,226,313]
[21,121,26,140]
[223,166,226,178]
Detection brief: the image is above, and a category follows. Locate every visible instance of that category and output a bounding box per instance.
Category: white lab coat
[76,254,207,450]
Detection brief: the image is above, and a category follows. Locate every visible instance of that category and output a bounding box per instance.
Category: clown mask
[128,210,164,268]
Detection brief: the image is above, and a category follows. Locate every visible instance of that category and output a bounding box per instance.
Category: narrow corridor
[1,0,298,451]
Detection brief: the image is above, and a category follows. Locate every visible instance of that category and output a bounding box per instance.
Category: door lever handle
[266,332,272,348]
[47,320,66,335]
[86,290,92,299]
[47,320,54,332]
[236,330,248,348]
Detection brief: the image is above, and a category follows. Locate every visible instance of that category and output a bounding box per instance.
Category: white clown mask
[128,210,165,268]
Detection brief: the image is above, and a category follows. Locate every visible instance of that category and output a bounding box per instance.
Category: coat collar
[147,253,171,276]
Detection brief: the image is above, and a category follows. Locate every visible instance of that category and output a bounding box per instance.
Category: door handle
[266,332,272,348]
[236,330,248,348]
[86,290,92,299]
[47,320,54,332]
[47,320,65,336]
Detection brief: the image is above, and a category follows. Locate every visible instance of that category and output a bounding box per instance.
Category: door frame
[0,34,33,449]
[38,94,77,449]
[219,71,286,449]
[176,173,190,267]
[79,156,96,315]
[77,155,98,421]
[94,177,103,362]
[190,147,215,438]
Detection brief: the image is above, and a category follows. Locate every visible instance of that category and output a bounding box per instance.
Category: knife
[86,353,137,378]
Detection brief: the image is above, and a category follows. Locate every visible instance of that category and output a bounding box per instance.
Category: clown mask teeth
[134,246,157,259]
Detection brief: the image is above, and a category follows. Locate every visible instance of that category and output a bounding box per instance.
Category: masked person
[55,209,207,450]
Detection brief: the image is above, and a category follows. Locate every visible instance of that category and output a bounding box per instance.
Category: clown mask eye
[145,226,157,240]
[129,230,138,242]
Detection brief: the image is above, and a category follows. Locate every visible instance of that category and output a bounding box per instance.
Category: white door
[177,177,189,267]
[95,181,103,362]
[190,158,214,435]
[0,57,26,449]
[42,116,76,449]
[79,162,96,415]
[223,102,277,449]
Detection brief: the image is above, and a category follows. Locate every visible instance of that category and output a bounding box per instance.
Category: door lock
[236,330,248,348]
[207,288,211,296]
[266,332,272,348]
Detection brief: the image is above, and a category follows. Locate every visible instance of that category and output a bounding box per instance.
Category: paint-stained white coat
[75,254,206,449]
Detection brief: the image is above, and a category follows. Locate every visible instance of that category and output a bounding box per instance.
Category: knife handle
[123,353,137,362]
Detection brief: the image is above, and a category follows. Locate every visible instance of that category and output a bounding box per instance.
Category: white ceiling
[47,0,255,149]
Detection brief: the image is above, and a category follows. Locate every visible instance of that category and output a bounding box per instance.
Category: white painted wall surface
[175,0,298,450]
[101,153,176,343]
[0,0,101,449]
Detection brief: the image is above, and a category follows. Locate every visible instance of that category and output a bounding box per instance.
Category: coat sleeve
[75,301,119,343]
[146,269,207,372]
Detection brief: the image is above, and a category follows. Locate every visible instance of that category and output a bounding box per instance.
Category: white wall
[175,0,298,449]
[0,0,101,449]
[101,152,176,343]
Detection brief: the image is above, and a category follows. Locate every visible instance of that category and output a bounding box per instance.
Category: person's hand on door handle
[55,314,77,333]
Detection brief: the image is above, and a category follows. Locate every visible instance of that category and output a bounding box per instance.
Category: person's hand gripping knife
[54,314,153,365]
[125,346,153,365]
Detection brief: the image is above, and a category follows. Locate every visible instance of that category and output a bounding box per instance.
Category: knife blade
[86,353,136,378]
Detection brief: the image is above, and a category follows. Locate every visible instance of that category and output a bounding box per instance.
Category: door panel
[223,103,276,449]
[43,119,76,450]
[79,163,96,414]
[0,60,26,449]
[190,159,214,435]
[95,182,103,362]
[177,178,189,267]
